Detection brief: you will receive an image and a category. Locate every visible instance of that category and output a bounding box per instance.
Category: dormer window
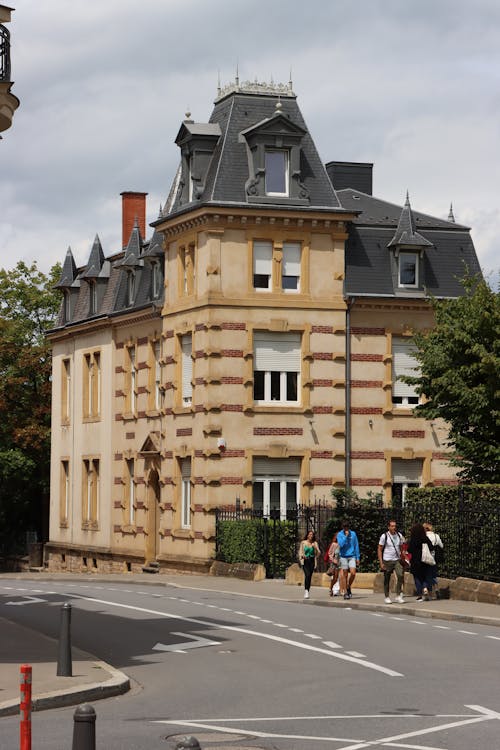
[265,149,288,196]
[152,262,161,299]
[89,282,97,315]
[399,252,418,288]
[64,291,71,322]
[127,271,136,306]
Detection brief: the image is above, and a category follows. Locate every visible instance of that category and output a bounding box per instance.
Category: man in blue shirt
[337,520,360,600]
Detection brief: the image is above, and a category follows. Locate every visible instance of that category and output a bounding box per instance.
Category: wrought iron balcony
[0,24,10,82]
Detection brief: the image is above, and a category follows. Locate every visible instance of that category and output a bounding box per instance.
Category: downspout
[345,296,354,490]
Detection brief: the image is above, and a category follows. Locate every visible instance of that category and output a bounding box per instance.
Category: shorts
[340,556,357,570]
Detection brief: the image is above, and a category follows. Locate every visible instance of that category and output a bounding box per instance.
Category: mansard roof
[116,219,143,269]
[338,188,482,298]
[81,235,105,279]
[161,81,346,219]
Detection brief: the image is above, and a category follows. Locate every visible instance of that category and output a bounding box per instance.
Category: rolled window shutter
[392,459,422,483]
[392,338,419,397]
[253,457,301,476]
[181,457,191,479]
[253,241,273,274]
[283,242,301,276]
[254,332,301,371]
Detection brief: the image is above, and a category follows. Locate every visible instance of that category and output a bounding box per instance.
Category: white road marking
[458,630,477,635]
[274,623,288,628]
[289,627,303,632]
[261,619,272,624]
[345,651,365,658]
[409,621,426,625]
[305,634,322,640]
[384,744,445,749]
[323,641,342,649]
[234,611,246,615]
[390,617,406,621]
[153,632,221,652]
[66,593,403,677]
[6,595,46,606]
[370,613,384,617]
[433,625,450,629]
[486,635,500,641]
[466,704,500,719]
[247,614,260,619]
[157,719,359,743]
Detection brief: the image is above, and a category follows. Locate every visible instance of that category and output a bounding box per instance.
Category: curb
[308,598,500,628]
[0,661,130,718]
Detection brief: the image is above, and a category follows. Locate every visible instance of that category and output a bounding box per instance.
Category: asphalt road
[1,579,499,749]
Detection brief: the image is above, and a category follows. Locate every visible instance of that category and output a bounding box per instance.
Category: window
[180,458,191,529]
[253,241,272,290]
[82,458,99,527]
[126,345,137,414]
[252,458,300,520]
[154,341,161,410]
[64,292,71,322]
[60,460,70,525]
[265,149,288,196]
[282,241,301,291]
[83,351,101,419]
[126,458,135,526]
[392,459,422,506]
[181,334,193,407]
[399,252,418,287]
[392,337,420,407]
[152,262,162,299]
[253,332,300,404]
[61,358,71,423]
[89,282,97,315]
[127,271,136,306]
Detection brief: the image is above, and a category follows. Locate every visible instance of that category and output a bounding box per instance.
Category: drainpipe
[345,296,354,490]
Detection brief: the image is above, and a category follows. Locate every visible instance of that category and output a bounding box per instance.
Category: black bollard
[175,737,201,749]
[72,704,96,750]
[57,602,72,676]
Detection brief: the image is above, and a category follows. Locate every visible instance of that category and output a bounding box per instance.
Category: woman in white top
[423,522,444,598]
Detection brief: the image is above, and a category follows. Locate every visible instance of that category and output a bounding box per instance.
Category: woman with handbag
[408,523,435,602]
[298,530,320,600]
[326,532,340,597]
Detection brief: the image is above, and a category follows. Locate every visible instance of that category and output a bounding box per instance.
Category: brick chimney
[120,191,148,247]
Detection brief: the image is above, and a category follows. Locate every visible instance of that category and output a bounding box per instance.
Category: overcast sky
[1,0,499,284]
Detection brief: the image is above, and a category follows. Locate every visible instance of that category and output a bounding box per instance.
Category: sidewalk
[1,571,499,716]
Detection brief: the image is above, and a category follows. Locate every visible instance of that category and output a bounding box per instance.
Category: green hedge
[216,518,298,577]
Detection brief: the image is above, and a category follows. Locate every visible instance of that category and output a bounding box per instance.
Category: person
[337,520,360,600]
[408,523,435,601]
[423,521,444,598]
[298,530,320,599]
[378,519,405,604]
[327,532,340,597]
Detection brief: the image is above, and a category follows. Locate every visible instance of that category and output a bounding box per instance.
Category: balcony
[0,5,20,134]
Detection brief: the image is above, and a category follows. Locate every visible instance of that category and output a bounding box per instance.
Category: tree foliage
[405,276,500,483]
[0,261,61,555]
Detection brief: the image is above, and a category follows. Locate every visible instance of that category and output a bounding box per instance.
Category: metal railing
[0,24,11,81]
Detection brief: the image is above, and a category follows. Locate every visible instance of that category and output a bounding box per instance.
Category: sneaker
[423,588,430,601]
[329,589,333,597]
[333,592,339,597]
[343,592,349,600]
[347,586,352,598]
[384,597,392,604]
[304,590,309,599]
[416,596,423,602]
[396,593,405,603]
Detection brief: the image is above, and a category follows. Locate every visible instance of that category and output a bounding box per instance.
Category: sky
[1,0,499,284]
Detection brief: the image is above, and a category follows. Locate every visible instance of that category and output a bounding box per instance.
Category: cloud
[1,0,498,281]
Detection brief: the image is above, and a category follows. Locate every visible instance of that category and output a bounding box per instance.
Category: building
[46,79,481,574]
[0,5,19,135]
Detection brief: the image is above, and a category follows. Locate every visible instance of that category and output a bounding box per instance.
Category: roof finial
[184,107,192,121]
[405,190,410,206]
[289,66,293,91]
[448,202,455,223]
[275,96,282,113]
[235,62,239,88]
[217,70,221,97]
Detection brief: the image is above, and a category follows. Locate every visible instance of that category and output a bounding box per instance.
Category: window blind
[254,332,301,371]
[181,334,192,401]
[392,338,419,397]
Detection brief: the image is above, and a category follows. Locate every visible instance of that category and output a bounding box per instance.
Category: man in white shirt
[378,519,405,604]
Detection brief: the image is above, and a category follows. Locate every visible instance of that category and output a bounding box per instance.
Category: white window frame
[181,458,191,529]
[252,459,300,520]
[253,332,301,405]
[392,337,420,407]
[282,241,301,292]
[152,262,161,299]
[154,341,161,410]
[398,252,419,288]
[128,347,137,413]
[392,459,422,506]
[265,149,289,197]
[61,460,70,522]
[181,334,193,407]
[89,282,97,315]
[127,271,136,306]
[253,241,273,291]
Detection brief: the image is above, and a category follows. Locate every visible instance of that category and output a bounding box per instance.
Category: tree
[0,261,61,555]
[406,275,500,483]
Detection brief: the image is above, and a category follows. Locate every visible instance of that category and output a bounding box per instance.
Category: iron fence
[215,497,500,582]
[0,25,10,82]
